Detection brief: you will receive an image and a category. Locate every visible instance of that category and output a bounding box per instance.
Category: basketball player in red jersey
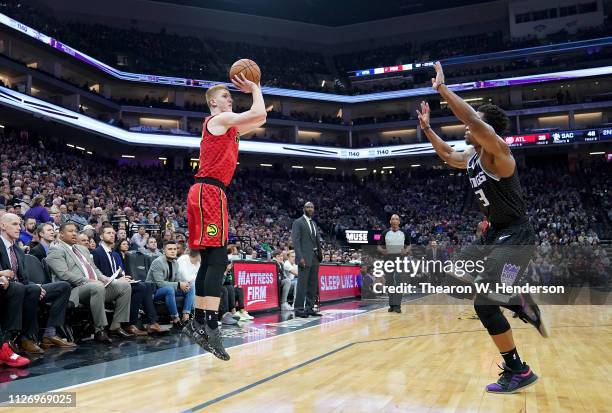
[183,74,266,360]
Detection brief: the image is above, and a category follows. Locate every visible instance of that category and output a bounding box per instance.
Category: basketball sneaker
[486,362,538,394]
[515,293,549,338]
[0,342,30,367]
[183,320,230,361]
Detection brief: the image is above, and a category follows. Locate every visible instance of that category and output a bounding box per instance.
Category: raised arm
[431,62,511,151]
[208,74,267,136]
[416,101,471,169]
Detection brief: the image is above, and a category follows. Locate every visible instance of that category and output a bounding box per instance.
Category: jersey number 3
[475,189,490,207]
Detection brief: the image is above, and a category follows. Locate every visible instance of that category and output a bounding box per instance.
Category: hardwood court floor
[4,300,611,413]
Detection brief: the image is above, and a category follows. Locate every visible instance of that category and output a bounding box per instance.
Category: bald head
[0,213,21,242]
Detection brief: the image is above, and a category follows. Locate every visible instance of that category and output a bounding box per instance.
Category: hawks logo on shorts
[206,224,219,237]
[187,183,228,249]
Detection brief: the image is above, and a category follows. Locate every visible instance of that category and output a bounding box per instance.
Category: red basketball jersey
[194,115,239,187]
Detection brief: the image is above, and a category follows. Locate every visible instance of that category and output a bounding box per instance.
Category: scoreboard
[505,128,612,148]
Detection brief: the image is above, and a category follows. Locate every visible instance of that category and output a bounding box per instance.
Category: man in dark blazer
[92,224,159,335]
[291,202,323,318]
[30,222,55,262]
[0,213,74,354]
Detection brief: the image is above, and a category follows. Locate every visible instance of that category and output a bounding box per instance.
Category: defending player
[416,62,548,393]
[183,74,266,360]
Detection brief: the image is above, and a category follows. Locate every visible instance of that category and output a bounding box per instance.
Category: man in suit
[92,224,159,335]
[146,241,194,330]
[0,213,74,354]
[30,223,55,262]
[291,202,323,318]
[46,222,132,344]
[0,254,30,366]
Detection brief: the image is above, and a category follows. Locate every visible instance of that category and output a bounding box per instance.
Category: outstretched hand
[416,101,430,129]
[431,61,445,91]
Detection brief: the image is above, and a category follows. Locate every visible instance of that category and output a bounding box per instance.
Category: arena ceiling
[150,0,496,26]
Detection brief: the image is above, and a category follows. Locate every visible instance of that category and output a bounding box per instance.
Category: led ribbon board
[1,13,612,103]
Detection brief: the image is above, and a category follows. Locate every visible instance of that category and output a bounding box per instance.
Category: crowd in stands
[3,1,612,94]
[0,122,609,365]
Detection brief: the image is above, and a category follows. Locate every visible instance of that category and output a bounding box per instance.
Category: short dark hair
[188,249,200,258]
[59,222,77,233]
[100,223,114,234]
[477,104,510,136]
[272,250,282,258]
[163,240,177,248]
[35,223,53,237]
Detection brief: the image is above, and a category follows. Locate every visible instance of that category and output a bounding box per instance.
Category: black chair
[125,251,148,281]
[24,255,83,341]
[143,253,158,273]
[24,254,51,284]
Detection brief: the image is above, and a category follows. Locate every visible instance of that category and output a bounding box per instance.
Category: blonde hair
[205,85,229,110]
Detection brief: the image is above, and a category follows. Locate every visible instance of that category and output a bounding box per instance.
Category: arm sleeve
[43,208,52,223]
[403,230,411,246]
[378,230,388,246]
[291,220,304,261]
[46,249,72,284]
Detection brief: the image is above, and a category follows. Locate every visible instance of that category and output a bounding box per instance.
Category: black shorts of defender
[445,217,537,304]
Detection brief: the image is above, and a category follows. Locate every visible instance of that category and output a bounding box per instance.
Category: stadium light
[260,163,273,167]
[382,166,395,169]
[76,146,85,151]
[315,166,336,170]
[589,151,605,155]
[66,144,75,148]
[411,164,421,167]
[122,155,135,158]
[86,151,92,155]
[292,165,304,169]
[158,157,167,160]
[354,168,367,171]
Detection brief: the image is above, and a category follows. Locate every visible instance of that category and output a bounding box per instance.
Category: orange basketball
[229,58,261,84]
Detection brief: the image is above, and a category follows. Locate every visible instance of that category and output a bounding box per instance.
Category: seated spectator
[114,239,131,269]
[23,195,52,224]
[1,213,74,354]
[76,231,91,249]
[116,228,127,241]
[30,222,55,262]
[146,241,194,329]
[177,248,199,287]
[0,274,30,367]
[272,250,291,311]
[222,261,251,321]
[18,217,37,247]
[282,250,299,310]
[130,225,148,250]
[92,224,160,335]
[46,222,133,344]
[141,237,161,256]
[176,240,186,257]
